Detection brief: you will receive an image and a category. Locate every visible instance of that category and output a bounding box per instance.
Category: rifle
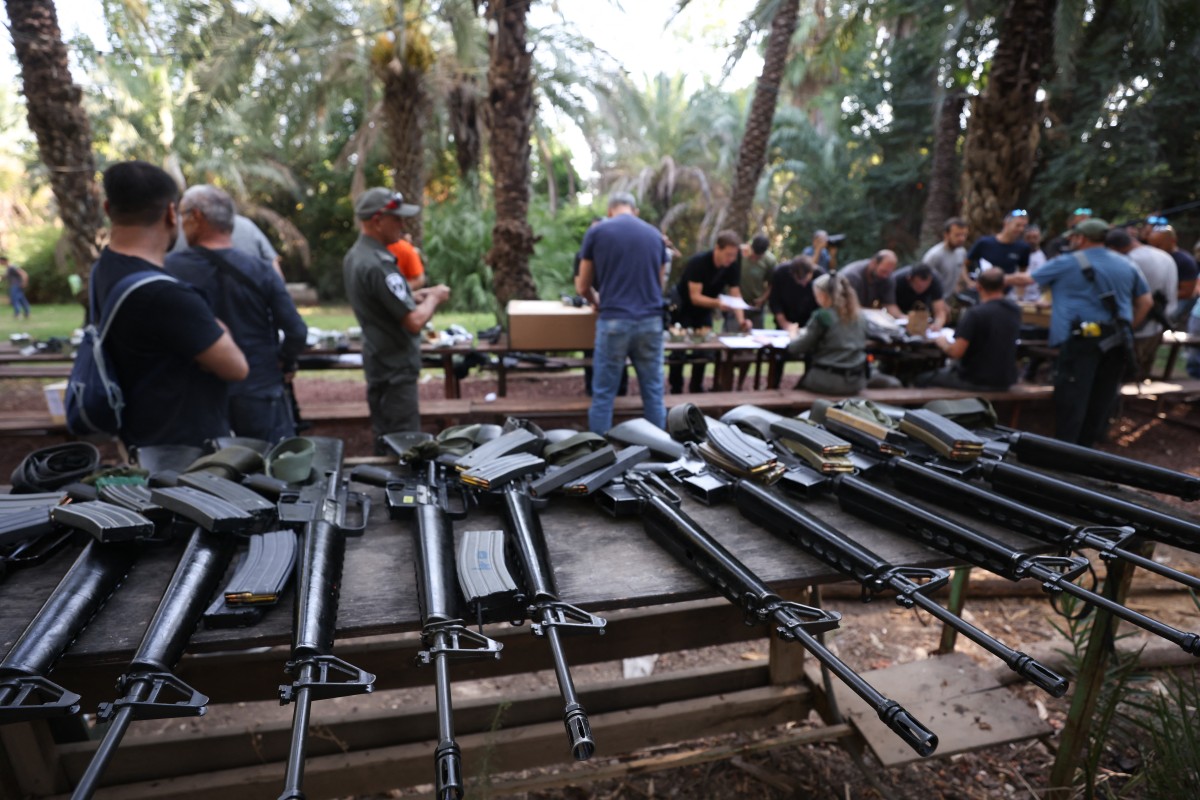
[495,479,604,760]
[733,480,1069,696]
[71,526,238,799]
[888,459,1200,593]
[360,459,501,800]
[603,471,938,756]
[276,437,374,800]
[624,412,1068,695]
[831,474,1200,657]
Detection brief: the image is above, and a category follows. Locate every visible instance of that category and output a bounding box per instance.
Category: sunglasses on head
[1009,209,1028,218]
[1073,207,1092,216]
[1147,215,1168,226]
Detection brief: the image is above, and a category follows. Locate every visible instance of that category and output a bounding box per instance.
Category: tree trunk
[448,73,482,178]
[485,0,538,306]
[726,0,800,238]
[378,59,430,247]
[960,0,1056,237]
[6,0,106,272]
[919,91,966,250]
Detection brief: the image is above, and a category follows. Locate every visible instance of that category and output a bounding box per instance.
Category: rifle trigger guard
[529,601,606,637]
[335,489,371,537]
[0,676,82,722]
[279,654,376,703]
[100,671,209,722]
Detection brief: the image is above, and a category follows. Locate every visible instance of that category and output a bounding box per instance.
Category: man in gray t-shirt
[921,217,968,300]
[839,250,901,317]
[344,187,451,444]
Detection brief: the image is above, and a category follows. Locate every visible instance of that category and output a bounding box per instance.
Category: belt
[811,362,866,378]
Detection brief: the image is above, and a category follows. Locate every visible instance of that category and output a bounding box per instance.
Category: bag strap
[193,246,274,327]
[97,273,178,342]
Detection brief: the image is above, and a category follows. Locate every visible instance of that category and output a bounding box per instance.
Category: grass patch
[0,301,499,341]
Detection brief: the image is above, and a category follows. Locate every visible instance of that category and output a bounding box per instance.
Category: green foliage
[6,225,75,304]
[422,192,495,313]
[528,200,597,300]
[1120,669,1200,799]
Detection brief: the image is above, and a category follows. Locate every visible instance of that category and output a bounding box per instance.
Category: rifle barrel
[836,476,1200,658]
[734,481,1069,697]
[70,702,136,800]
[637,486,937,755]
[502,485,596,760]
[893,460,1200,593]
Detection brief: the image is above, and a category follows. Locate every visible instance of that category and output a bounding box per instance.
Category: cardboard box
[506,300,596,350]
[44,381,67,424]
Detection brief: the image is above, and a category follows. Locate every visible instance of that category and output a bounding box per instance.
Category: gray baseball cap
[354,187,420,219]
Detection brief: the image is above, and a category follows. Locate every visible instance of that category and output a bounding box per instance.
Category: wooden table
[0,477,1038,800]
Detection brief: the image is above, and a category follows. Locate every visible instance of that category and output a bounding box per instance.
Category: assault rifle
[71,526,238,799]
[355,459,501,800]
[725,404,1200,592]
[619,412,1068,696]
[733,480,1069,696]
[831,474,1200,657]
[493,478,604,760]
[600,471,938,756]
[275,437,374,800]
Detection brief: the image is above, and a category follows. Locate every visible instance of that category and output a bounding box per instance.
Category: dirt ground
[2,371,1198,799]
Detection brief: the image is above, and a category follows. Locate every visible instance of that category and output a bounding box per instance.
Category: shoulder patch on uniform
[385,271,411,303]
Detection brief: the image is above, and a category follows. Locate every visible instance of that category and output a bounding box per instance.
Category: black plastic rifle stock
[500,481,604,761]
[732,480,1068,697]
[832,475,1200,658]
[619,473,938,756]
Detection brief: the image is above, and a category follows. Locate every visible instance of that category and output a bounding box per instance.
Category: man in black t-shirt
[94,162,248,448]
[769,256,821,328]
[963,210,1036,294]
[669,230,747,393]
[893,263,947,331]
[921,268,1021,389]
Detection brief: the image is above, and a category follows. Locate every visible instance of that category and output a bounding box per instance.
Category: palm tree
[5,0,106,271]
[484,0,538,306]
[726,0,799,237]
[960,0,1057,237]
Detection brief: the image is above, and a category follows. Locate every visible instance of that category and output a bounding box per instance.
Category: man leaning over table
[576,191,669,434]
[344,187,450,447]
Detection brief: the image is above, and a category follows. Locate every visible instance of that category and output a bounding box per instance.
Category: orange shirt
[386,239,425,282]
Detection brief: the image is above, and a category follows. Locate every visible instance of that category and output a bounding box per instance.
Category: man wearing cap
[576,191,670,433]
[1035,218,1152,447]
[344,187,451,444]
[1044,207,1092,259]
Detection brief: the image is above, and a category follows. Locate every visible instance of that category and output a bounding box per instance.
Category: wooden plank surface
[806,652,1052,766]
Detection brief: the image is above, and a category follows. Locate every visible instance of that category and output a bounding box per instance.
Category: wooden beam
[49,684,815,800]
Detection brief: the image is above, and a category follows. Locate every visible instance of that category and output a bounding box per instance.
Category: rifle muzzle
[564,702,595,760]
[878,701,938,756]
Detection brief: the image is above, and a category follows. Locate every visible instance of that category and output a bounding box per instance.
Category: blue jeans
[229,390,297,445]
[9,288,30,318]
[589,315,665,434]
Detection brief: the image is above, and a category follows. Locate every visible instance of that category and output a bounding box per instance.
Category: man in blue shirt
[576,192,670,434]
[1035,218,1152,447]
[167,184,309,443]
